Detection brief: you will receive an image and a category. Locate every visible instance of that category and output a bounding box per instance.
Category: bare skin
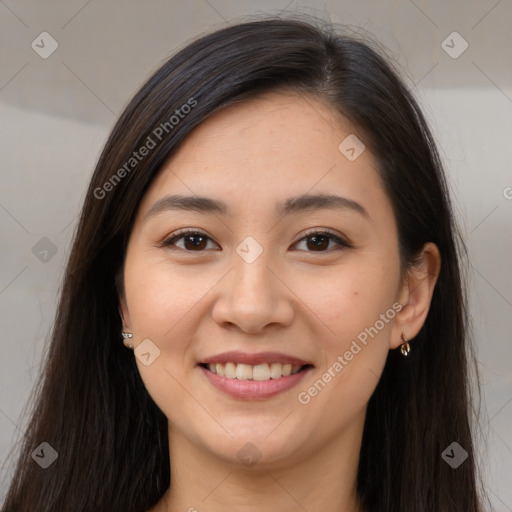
[119,91,441,512]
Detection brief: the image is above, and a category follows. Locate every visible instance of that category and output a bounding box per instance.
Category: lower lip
[200,365,312,400]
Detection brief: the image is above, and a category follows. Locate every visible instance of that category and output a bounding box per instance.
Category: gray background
[1,0,511,509]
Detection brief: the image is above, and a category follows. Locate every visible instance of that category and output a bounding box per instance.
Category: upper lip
[200,351,313,367]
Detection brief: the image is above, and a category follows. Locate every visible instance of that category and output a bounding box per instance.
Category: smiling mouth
[199,362,313,381]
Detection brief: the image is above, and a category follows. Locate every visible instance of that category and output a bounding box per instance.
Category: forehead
[137,91,388,222]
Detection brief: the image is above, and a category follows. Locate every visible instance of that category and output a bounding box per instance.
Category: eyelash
[159,228,352,253]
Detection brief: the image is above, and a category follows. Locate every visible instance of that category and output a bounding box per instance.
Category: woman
[2,16,488,511]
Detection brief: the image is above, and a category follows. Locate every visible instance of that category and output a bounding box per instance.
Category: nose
[211,251,294,334]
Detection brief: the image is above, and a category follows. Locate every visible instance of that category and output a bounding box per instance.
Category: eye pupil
[185,235,207,250]
[307,235,329,251]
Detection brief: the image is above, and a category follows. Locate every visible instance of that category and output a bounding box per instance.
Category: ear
[390,242,441,349]
[116,271,132,332]
[119,294,132,332]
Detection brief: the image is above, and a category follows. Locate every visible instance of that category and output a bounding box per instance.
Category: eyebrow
[144,193,370,221]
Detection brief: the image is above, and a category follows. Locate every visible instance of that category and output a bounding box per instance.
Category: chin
[197,421,309,468]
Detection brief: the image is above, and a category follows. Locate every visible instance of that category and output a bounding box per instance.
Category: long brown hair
[2,16,489,511]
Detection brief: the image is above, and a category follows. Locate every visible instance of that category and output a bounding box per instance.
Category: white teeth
[215,363,225,377]
[236,364,253,380]
[252,363,270,381]
[224,362,237,379]
[270,363,282,379]
[205,361,305,380]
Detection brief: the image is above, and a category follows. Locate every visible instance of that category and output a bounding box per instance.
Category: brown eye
[161,229,350,253]
[161,230,219,252]
[305,234,330,251]
[181,234,208,251]
[293,231,351,252]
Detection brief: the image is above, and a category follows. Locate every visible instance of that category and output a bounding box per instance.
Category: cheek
[124,256,210,427]
[296,260,399,346]
[124,253,211,338]
[294,260,398,405]
[295,284,394,436]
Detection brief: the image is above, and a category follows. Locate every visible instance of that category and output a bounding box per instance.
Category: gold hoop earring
[122,332,134,350]
[400,332,410,356]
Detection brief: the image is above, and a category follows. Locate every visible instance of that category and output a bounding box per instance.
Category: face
[120,91,405,468]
